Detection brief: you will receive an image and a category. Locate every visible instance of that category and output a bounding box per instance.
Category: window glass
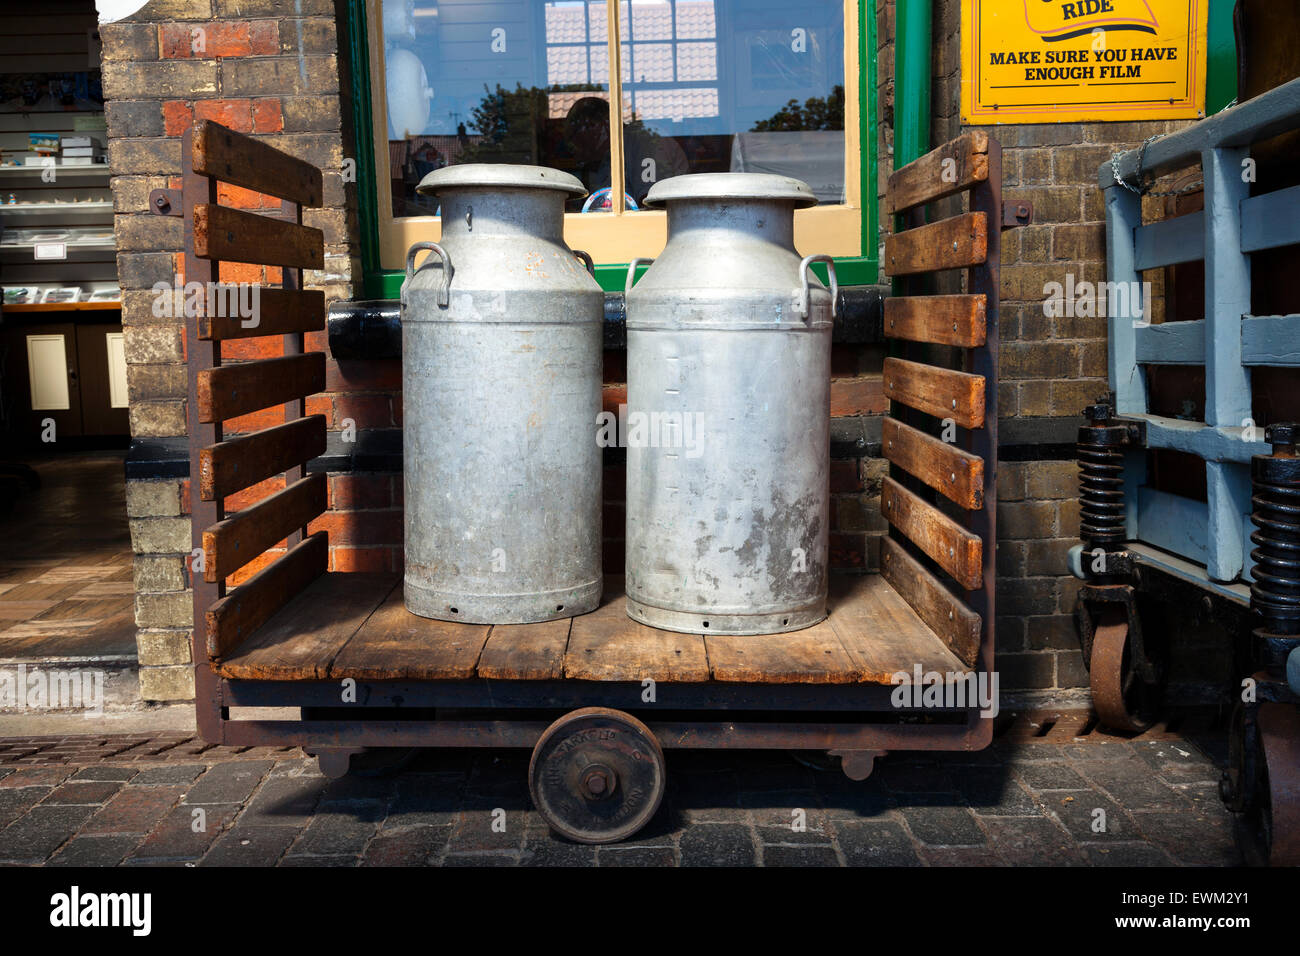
[380,0,845,218]
[382,0,614,215]
[619,0,845,208]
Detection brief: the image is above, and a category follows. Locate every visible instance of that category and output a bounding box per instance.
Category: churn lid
[416,164,587,198]
[643,172,818,209]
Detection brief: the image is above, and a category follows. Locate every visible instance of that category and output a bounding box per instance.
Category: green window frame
[341,0,879,298]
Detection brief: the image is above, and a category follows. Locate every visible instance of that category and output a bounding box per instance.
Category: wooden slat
[205,532,328,659]
[215,573,396,679]
[884,294,987,347]
[198,287,326,340]
[705,620,863,684]
[879,537,981,667]
[199,414,326,501]
[476,619,572,680]
[202,472,326,583]
[194,203,324,270]
[329,586,491,680]
[565,580,710,682]
[883,357,985,429]
[882,417,985,510]
[197,353,325,424]
[827,573,969,681]
[191,119,323,207]
[880,477,983,591]
[885,131,990,215]
[885,212,988,276]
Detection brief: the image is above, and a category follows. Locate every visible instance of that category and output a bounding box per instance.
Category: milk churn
[402,165,603,624]
[623,173,837,635]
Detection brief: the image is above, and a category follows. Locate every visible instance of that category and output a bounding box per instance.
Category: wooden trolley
[164,120,1006,844]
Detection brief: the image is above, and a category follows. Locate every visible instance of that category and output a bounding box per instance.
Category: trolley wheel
[1089,606,1157,733]
[528,707,666,845]
[1229,702,1300,867]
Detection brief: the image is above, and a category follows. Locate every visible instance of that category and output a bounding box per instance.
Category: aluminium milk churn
[623,173,837,635]
[401,164,603,624]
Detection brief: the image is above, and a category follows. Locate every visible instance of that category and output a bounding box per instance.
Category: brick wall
[876,0,1194,695]
[101,0,401,701]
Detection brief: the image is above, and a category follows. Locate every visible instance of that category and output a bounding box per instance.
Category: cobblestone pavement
[0,713,1244,866]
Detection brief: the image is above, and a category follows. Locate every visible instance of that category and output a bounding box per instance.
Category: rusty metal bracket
[1001,200,1032,228]
[1109,415,1147,446]
[149,188,183,217]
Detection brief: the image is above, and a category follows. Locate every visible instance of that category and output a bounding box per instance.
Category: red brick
[82,785,185,835]
[330,547,391,572]
[193,97,254,132]
[602,384,627,416]
[225,475,285,512]
[248,21,280,56]
[162,22,253,59]
[218,261,266,285]
[221,336,284,361]
[217,181,272,210]
[325,359,400,392]
[328,474,392,510]
[307,510,402,547]
[161,100,193,137]
[830,376,886,417]
[829,459,862,494]
[159,23,199,59]
[251,97,283,132]
[829,531,866,569]
[305,394,333,425]
[228,548,283,585]
[333,394,393,429]
[224,405,285,435]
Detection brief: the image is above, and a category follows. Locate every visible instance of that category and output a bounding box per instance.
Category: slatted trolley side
[155,120,329,743]
[882,130,1003,731]
[169,123,1008,843]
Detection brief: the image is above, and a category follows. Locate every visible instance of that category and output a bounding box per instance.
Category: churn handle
[405,241,453,308]
[796,254,838,322]
[625,257,655,296]
[572,249,596,276]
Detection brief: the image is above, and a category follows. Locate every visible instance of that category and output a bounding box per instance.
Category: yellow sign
[961,0,1207,124]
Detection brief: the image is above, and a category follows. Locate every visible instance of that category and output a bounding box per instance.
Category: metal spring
[1078,440,1125,546]
[1250,477,1300,634]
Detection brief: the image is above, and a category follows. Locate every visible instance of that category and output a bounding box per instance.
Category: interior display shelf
[0,163,110,176]
[0,201,114,215]
[3,300,120,313]
[1,226,115,249]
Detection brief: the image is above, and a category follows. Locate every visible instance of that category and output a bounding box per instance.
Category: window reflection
[381,0,845,218]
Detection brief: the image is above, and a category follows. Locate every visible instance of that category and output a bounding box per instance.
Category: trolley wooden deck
[215,574,970,684]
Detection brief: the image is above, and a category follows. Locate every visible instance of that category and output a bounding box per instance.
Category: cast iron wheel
[1243,703,1300,866]
[528,707,666,844]
[1089,606,1158,733]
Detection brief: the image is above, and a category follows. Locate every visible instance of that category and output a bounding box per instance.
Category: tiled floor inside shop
[0,453,135,661]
